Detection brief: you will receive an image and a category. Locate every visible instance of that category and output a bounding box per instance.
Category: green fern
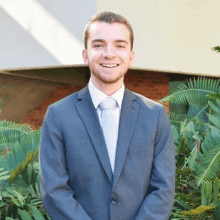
[169,112,187,125]
[207,92,220,100]
[0,120,47,219]
[207,100,220,130]
[168,77,220,219]
[1,187,48,219]
[201,178,220,205]
[192,140,220,186]
[0,131,41,169]
[160,77,220,107]
[0,121,35,152]
[0,127,41,191]
[0,162,49,220]
[0,167,10,182]
[192,101,220,186]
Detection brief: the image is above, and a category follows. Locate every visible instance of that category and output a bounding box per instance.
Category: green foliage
[9,149,39,183]
[190,100,220,187]
[207,99,220,130]
[0,121,50,220]
[161,77,220,219]
[201,179,220,206]
[0,125,41,185]
[212,46,220,53]
[0,168,10,182]
[0,120,34,145]
[169,113,187,131]
[160,77,220,108]
[207,92,220,100]
[193,140,220,186]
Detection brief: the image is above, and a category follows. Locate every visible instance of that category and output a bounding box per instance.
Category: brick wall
[125,70,169,101]
[125,70,170,112]
[22,70,169,129]
[21,84,85,129]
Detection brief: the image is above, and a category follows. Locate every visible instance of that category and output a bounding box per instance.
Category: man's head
[82,11,135,91]
[84,11,134,51]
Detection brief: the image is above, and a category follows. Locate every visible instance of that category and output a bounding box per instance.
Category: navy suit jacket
[39,86,175,220]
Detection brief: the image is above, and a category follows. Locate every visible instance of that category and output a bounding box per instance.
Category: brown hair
[84,11,134,50]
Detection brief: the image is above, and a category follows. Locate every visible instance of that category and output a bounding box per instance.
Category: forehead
[88,22,130,43]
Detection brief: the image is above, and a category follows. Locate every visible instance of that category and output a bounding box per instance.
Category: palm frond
[208,100,220,114]
[0,167,10,181]
[208,114,220,130]
[207,92,220,100]
[201,178,220,206]
[169,112,188,125]
[187,128,220,186]
[194,144,220,186]
[0,121,35,148]
[160,77,220,107]
[0,129,41,188]
[0,120,34,133]
[160,83,188,104]
[207,100,220,129]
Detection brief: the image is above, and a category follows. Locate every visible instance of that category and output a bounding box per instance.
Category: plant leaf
[181,205,213,215]
[11,196,21,207]
[27,204,46,220]
[207,92,220,100]
[18,208,32,220]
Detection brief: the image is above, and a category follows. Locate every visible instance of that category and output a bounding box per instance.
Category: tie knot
[99,97,117,111]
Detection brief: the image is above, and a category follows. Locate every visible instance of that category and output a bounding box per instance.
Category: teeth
[101,64,118,68]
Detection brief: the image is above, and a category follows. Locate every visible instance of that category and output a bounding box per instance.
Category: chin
[99,75,124,84]
[102,80,119,84]
[91,68,127,84]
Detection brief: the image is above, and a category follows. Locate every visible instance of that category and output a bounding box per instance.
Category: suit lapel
[76,87,113,184]
[112,89,140,190]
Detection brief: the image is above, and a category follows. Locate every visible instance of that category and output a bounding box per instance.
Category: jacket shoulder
[131,91,164,110]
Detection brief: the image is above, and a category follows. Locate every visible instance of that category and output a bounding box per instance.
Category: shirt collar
[88,78,125,109]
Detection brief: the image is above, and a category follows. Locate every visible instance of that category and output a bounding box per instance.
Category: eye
[93,44,103,48]
[117,44,126,49]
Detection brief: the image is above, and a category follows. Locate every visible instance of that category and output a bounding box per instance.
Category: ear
[129,50,135,66]
[82,49,89,64]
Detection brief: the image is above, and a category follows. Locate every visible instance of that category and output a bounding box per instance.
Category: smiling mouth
[100,64,119,68]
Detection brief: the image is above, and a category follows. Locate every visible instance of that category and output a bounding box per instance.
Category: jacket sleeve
[39,106,92,220]
[135,106,176,220]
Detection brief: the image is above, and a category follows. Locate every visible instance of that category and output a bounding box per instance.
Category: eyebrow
[115,40,128,44]
[91,39,128,44]
[91,39,105,44]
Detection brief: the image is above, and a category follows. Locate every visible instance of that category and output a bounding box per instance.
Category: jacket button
[111,198,118,205]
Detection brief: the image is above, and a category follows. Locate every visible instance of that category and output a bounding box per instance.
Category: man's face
[82,21,134,86]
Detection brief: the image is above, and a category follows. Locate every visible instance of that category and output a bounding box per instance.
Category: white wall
[0,0,96,69]
[97,0,220,77]
[0,6,61,69]
[157,0,220,77]
[0,0,219,77]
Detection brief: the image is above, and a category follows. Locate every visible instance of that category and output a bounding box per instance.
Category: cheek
[123,57,133,66]
[89,52,102,62]
[119,51,132,60]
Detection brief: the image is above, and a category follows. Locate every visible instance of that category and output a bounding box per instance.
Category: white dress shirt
[88,78,125,144]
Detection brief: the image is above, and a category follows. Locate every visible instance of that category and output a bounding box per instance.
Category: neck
[91,76,124,96]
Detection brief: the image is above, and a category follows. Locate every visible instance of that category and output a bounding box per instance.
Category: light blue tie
[99,97,118,173]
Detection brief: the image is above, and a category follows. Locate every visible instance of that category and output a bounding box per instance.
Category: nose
[103,45,116,59]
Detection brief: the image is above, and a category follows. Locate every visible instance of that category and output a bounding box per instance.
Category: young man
[40,11,175,220]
